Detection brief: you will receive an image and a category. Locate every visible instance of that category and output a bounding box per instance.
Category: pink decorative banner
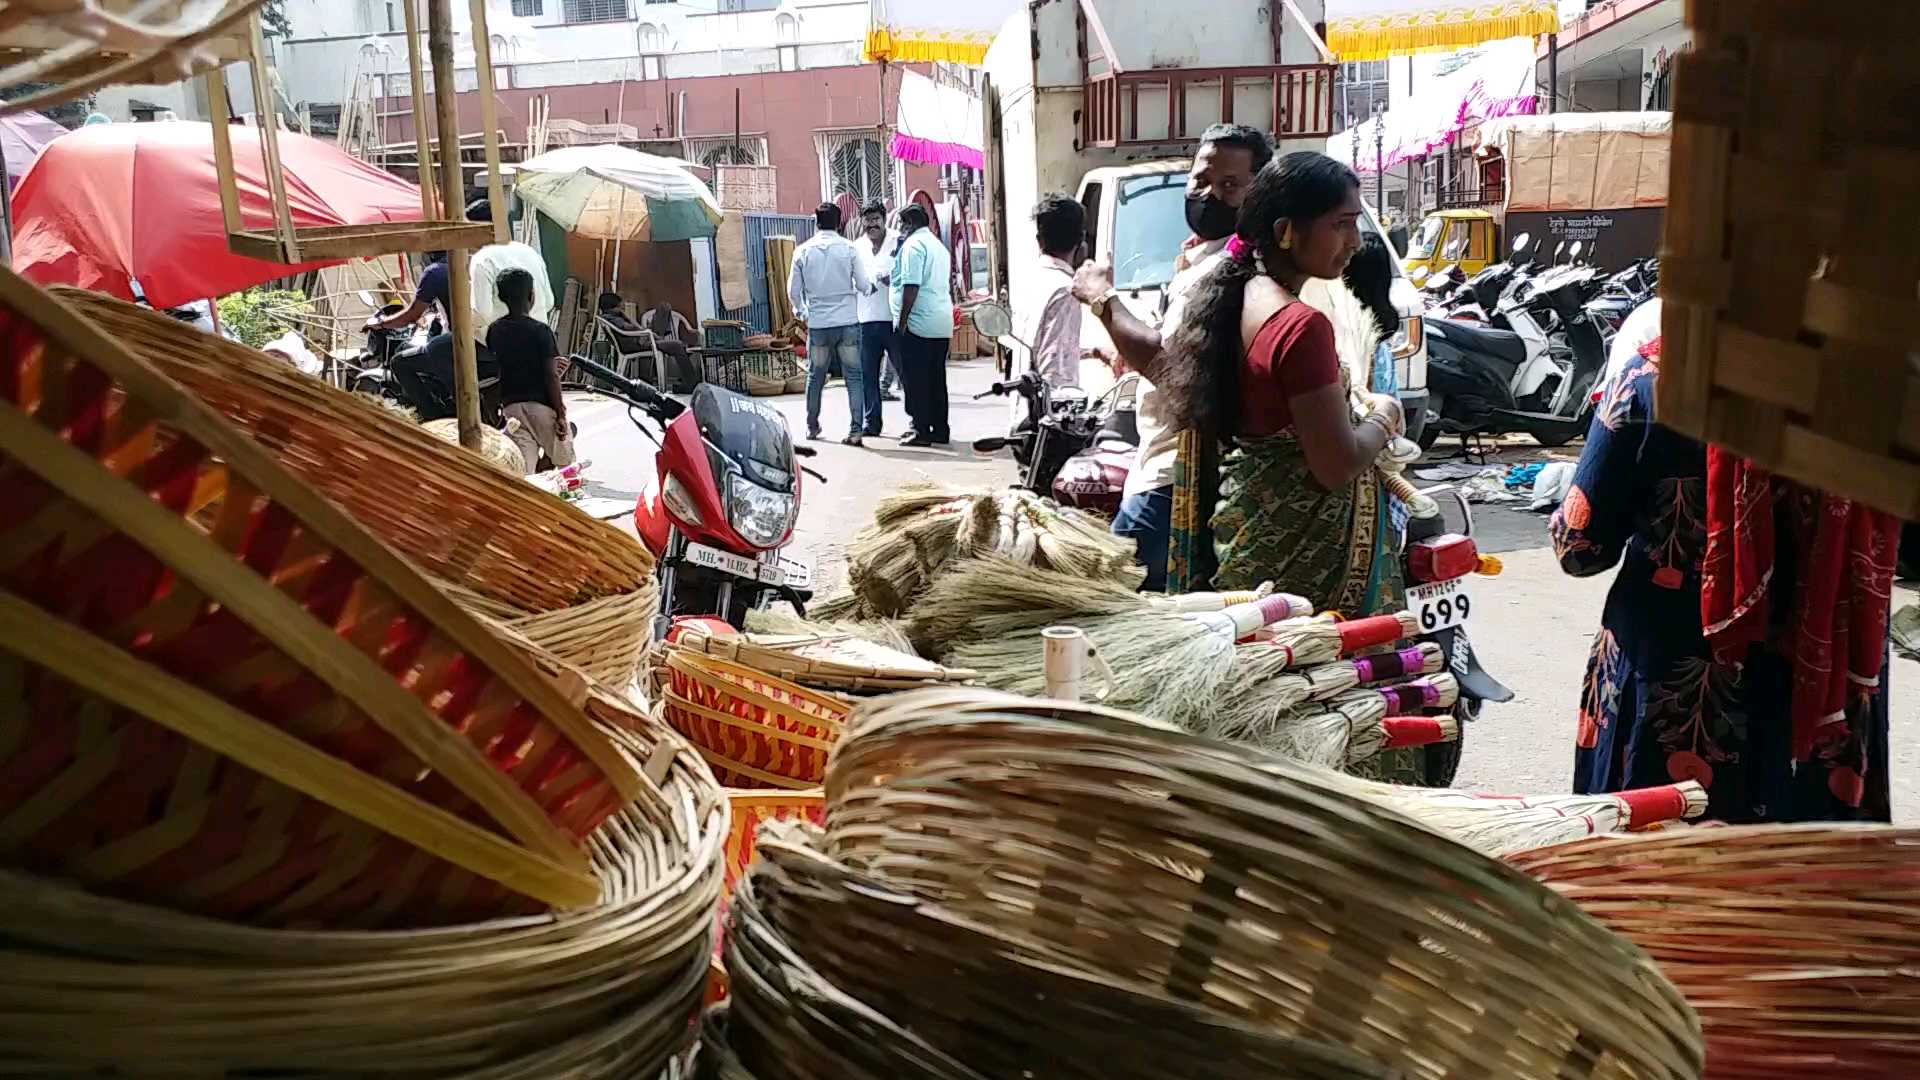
[890,133,983,171]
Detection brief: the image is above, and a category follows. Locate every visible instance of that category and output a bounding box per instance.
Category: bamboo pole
[468,0,509,245]
[401,0,439,219]
[427,0,481,449]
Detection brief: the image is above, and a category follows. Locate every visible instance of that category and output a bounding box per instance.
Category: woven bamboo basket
[1658,3,1920,517]
[1510,825,1920,1079]
[661,650,850,788]
[741,350,803,398]
[0,270,641,924]
[56,288,659,684]
[671,623,977,692]
[818,688,1705,1079]
[0,710,728,1076]
[705,788,827,1005]
[717,821,1398,1080]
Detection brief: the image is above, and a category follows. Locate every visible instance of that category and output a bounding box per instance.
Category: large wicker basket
[0,709,728,1076]
[717,822,1396,1080]
[55,287,659,685]
[1658,3,1920,517]
[1510,825,1920,1079]
[0,270,637,924]
[809,688,1704,1079]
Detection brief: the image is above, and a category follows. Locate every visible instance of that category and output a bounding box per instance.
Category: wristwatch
[1088,288,1119,318]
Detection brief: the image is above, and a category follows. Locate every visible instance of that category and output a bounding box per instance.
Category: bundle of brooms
[830,487,1140,619]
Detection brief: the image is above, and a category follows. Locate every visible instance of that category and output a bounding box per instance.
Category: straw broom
[1306,775,1713,858]
[846,489,1139,618]
[908,556,1303,658]
[1245,691,1458,767]
[1333,671,1460,715]
[1208,643,1442,741]
[948,594,1309,729]
[1244,610,1421,670]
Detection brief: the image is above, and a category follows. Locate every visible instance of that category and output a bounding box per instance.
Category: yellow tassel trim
[1328,4,1560,62]
[863,26,993,66]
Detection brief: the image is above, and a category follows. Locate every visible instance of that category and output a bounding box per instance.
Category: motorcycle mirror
[972,436,1009,453]
[1410,266,1430,284]
[1568,240,1584,260]
[1511,232,1531,254]
[1553,240,1567,261]
[971,301,1013,340]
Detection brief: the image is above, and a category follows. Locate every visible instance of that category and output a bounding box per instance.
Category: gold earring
[1278,227,1293,251]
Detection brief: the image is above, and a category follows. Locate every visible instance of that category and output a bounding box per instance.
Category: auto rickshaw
[1403,208,1500,279]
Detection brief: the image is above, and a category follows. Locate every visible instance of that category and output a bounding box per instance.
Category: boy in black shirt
[488,268,575,473]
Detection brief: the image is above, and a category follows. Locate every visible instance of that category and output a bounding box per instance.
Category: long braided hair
[1160,152,1363,435]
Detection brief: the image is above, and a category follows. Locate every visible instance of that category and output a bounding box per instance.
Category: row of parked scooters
[1412,234,1660,449]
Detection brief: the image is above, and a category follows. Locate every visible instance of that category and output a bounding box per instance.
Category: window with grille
[820,134,893,205]
[511,0,542,15]
[563,0,628,22]
[687,136,765,170]
[637,21,663,51]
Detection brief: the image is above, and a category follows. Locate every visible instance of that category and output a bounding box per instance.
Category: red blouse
[1238,302,1341,437]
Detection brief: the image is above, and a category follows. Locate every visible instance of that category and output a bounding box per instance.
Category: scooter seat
[1429,317,1529,367]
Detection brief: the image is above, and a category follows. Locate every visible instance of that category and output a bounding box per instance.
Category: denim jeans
[1111,485,1174,592]
[806,324,863,437]
[858,321,896,435]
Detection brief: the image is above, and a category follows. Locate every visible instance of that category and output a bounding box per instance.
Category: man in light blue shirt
[889,203,954,446]
[786,203,871,444]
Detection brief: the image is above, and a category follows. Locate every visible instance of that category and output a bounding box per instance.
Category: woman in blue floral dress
[1549,338,1896,823]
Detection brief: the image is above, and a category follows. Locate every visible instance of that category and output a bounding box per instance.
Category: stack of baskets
[741,348,806,397]
[56,287,660,689]
[653,620,976,789]
[0,273,726,1073]
[1511,825,1920,1078]
[703,687,1708,1080]
[1659,2,1920,517]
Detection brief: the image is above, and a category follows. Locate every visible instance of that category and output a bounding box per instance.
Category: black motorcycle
[971,372,1109,495]
[1401,485,1514,786]
[351,304,504,425]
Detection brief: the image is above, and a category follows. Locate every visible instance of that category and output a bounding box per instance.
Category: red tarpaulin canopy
[10,122,425,308]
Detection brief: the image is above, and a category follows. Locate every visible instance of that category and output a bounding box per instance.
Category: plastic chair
[592,315,663,387]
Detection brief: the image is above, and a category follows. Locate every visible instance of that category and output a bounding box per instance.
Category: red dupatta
[1700,445,1900,768]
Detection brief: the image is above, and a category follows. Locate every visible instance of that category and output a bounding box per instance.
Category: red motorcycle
[568,354,818,637]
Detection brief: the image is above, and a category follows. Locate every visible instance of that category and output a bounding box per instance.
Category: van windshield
[1111,174,1189,291]
[1407,215,1445,258]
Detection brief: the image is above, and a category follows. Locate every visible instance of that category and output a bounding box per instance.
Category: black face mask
[1184,191,1238,242]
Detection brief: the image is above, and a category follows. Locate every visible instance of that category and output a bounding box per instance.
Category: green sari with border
[1165,421,1414,781]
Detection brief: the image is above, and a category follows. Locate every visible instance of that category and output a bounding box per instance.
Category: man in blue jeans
[854,200,901,436]
[786,202,871,444]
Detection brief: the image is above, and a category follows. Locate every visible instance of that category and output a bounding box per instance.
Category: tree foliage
[216,287,313,349]
[262,0,292,39]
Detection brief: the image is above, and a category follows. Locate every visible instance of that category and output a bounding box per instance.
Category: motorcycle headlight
[726,473,797,548]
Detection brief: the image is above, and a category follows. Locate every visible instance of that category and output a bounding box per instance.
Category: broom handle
[1334,612,1417,654]
[1381,715,1457,749]
[1349,645,1432,684]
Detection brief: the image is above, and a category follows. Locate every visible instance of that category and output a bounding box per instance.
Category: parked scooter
[353,305,506,425]
[568,353,819,636]
[967,301,1138,515]
[1420,235,1609,448]
[1399,484,1514,786]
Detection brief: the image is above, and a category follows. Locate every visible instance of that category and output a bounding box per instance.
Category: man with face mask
[1070,123,1273,591]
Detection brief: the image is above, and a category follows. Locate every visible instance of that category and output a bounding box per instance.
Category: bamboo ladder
[200,0,513,449]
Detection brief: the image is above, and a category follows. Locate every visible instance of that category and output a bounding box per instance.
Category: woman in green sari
[1158,152,1405,615]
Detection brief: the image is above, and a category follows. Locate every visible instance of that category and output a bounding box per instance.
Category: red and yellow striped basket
[661,649,848,788]
[706,787,828,1005]
[0,270,637,927]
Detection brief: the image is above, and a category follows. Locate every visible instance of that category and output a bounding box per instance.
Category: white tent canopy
[513,146,721,242]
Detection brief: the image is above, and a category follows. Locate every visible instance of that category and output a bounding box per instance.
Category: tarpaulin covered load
[1480,110,1671,212]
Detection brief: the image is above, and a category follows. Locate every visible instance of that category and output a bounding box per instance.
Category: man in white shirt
[787,202,873,444]
[1016,192,1087,389]
[854,200,901,437]
[1071,123,1273,591]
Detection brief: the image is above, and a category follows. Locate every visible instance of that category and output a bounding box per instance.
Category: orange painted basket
[0,269,638,926]
[706,787,828,1005]
[661,649,848,789]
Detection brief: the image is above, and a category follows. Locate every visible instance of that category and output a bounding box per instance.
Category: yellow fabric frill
[862,26,994,66]
[1328,2,1561,62]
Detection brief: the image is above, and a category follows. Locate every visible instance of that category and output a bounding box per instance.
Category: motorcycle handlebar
[568,354,683,420]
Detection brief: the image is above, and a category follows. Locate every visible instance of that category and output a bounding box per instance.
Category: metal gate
[712,212,817,333]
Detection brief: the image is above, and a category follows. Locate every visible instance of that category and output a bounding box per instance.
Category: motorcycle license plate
[1407,576,1475,634]
[684,542,812,589]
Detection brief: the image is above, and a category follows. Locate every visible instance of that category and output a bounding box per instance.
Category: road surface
[563,360,1918,820]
